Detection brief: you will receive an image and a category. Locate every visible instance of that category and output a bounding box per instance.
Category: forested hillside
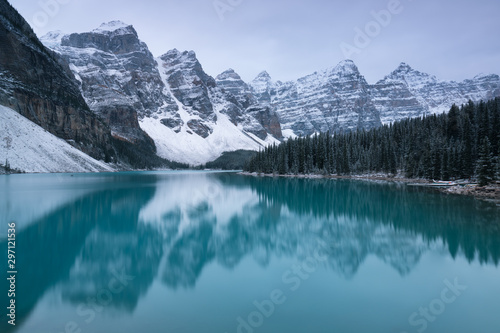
[245,98,500,185]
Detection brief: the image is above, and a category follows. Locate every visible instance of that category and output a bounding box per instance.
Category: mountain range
[1,0,499,171]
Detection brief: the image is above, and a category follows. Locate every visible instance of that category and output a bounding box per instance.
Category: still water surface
[1,171,500,333]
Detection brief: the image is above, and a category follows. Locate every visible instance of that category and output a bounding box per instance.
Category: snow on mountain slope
[93,20,131,34]
[0,105,114,173]
[140,110,277,166]
[251,61,500,137]
[42,23,167,151]
[250,60,381,136]
[377,62,500,116]
[41,24,282,166]
[141,57,278,165]
[39,21,499,160]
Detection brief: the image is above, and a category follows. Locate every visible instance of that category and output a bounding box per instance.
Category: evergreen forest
[245,98,500,186]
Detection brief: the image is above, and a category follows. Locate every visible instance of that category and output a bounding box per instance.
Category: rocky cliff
[24,16,500,165]
[41,23,283,165]
[0,0,113,160]
[43,22,164,153]
[250,61,500,137]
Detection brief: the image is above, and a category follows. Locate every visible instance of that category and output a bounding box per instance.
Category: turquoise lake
[1,171,500,333]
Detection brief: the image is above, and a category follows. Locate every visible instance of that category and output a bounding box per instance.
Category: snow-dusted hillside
[140,102,277,165]
[0,105,114,173]
[42,23,282,165]
[376,63,500,117]
[142,55,279,165]
[250,61,500,136]
[37,21,500,165]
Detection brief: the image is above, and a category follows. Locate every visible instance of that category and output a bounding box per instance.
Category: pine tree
[477,137,494,186]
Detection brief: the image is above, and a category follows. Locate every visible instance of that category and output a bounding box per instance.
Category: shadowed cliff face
[0,0,113,160]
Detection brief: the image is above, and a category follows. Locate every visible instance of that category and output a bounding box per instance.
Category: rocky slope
[0,105,114,173]
[11,13,498,166]
[251,60,383,136]
[42,23,282,165]
[250,61,500,137]
[0,0,113,161]
[41,22,163,153]
[376,63,500,118]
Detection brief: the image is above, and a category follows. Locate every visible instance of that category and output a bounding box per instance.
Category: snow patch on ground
[0,105,114,173]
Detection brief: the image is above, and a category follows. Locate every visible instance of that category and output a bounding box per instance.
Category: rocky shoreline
[442,183,500,204]
[239,172,500,205]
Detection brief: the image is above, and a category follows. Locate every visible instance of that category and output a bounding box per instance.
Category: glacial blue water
[1,171,499,333]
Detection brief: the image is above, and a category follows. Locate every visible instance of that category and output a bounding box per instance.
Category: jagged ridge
[38,20,500,165]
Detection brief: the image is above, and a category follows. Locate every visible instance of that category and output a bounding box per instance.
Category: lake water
[1,171,500,333]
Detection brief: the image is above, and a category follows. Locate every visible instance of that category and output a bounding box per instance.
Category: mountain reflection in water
[1,171,499,332]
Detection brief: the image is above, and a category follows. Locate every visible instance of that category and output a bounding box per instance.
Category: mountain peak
[388,62,435,80]
[395,62,414,73]
[40,30,65,47]
[379,62,439,88]
[331,59,360,76]
[216,68,243,81]
[471,72,500,81]
[253,71,272,82]
[164,48,180,56]
[163,49,195,58]
[94,20,131,32]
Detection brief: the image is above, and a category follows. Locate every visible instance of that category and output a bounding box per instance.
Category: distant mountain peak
[41,30,64,38]
[253,71,272,84]
[471,72,499,81]
[331,59,360,76]
[256,70,271,78]
[161,49,200,65]
[40,30,66,47]
[396,62,412,71]
[164,48,180,56]
[390,62,428,77]
[93,20,132,33]
[382,62,439,87]
[216,68,243,81]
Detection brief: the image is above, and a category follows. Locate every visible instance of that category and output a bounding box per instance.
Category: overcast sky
[13,0,500,83]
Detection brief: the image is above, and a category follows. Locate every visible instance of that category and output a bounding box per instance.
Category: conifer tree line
[245,98,500,185]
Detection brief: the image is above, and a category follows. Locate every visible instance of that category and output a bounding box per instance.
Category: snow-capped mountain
[42,23,282,165]
[2,10,495,168]
[41,21,167,153]
[250,60,382,136]
[250,61,500,136]
[376,63,500,117]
